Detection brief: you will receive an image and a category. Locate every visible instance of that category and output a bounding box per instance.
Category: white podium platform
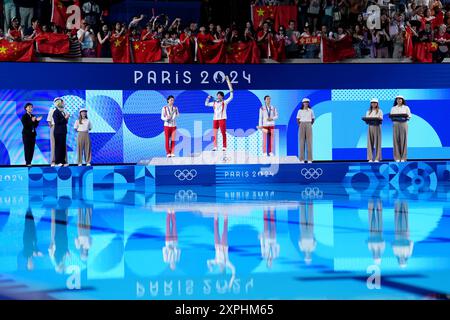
[139,151,301,166]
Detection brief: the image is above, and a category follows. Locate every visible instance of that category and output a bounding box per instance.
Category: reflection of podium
[389,113,409,122]
[362,117,383,125]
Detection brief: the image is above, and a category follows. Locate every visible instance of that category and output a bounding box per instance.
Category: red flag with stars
[197,40,226,64]
[321,35,356,63]
[35,33,70,55]
[167,42,193,64]
[132,39,162,63]
[0,40,34,62]
[404,26,414,58]
[252,5,297,31]
[51,0,80,29]
[226,41,260,64]
[110,34,131,63]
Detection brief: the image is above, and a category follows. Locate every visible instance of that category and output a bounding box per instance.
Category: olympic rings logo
[175,189,198,202]
[301,187,323,199]
[300,168,323,180]
[174,169,198,181]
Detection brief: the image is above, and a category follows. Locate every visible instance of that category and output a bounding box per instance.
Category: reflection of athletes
[367,198,385,265]
[259,207,280,268]
[205,76,234,151]
[257,96,279,156]
[207,214,235,288]
[75,207,92,261]
[23,209,43,271]
[298,201,316,264]
[161,95,180,158]
[392,200,414,268]
[48,205,70,273]
[162,209,181,270]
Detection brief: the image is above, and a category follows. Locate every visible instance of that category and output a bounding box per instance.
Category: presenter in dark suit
[52,102,70,167]
[21,103,42,166]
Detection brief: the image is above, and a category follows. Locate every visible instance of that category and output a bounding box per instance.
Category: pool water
[0,183,449,300]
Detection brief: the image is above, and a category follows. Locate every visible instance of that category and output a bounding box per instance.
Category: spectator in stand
[208,23,215,35]
[97,24,111,58]
[352,24,365,57]
[141,24,153,41]
[129,27,140,42]
[375,28,390,58]
[24,17,41,40]
[229,27,240,43]
[82,0,102,32]
[128,14,145,29]
[41,24,48,33]
[307,0,321,32]
[322,0,334,30]
[3,0,16,33]
[14,0,34,30]
[189,22,199,35]
[197,25,215,44]
[244,21,256,40]
[66,29,82,58]
[392,27,405,58]
[168,17,181,33]
[435,23,450,61]
[7,16,23,41]
[257,21,273,58]
[36,0,51,26]
[301,23,317,58]
[214,24,226,40]
[78,20,96,57]
[50,22,59,34]
[286,19,301,58]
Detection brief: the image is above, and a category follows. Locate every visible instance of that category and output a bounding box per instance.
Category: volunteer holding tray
[362,98,383,163]
[389,95,412,163]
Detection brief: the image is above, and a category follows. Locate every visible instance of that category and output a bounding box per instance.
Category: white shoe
[50,163,55,167]
[63,163,69,167]
[57,163,63,167]
[368,160,373,163]
[374,160,379,163]
[170,154,175,157]
[86,163,91,166]
[78,164,82,166]
[167,154,171,158]
[212,147,217,151]
[300,160,305,163]
[400,159,406,162]
[222,147,226,151]
[395,160,400,163]
[307,161,312,164]
[269,152,274,157]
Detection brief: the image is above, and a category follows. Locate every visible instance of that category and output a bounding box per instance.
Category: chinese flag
[111,35,131,63]
[414,42,433,63]
[197,41,226,64]
[252,5,297,31]
[226,41,260,64]
[321,35,355,63]
[404,26,414,58]
[35,33,70,55]
[269,37,286,62]
[132,39,162,63]
[167,42,192,64]
[0,40,34,62]
[51,0,80,29]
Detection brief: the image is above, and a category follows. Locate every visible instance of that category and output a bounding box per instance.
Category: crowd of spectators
[1,0,450,61]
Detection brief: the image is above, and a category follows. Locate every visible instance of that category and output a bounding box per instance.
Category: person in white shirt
[257,95,279,156]
[205,76,234,151]
[365,98,383,162]
[390,95,412,162]
[161,95,179,157]
[162,209,181,270]
[296,98,315,163]
[74,108,93,166]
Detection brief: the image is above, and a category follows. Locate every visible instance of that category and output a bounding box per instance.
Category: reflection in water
[367,198,385,265]
[48,197,71,274]
[259,207,279,268]
[163,209,181,270]
[23,209,43,271]
[299,201,316,265]
[75,207,92,262]
[207,214,235,289]
[393,200,414,268]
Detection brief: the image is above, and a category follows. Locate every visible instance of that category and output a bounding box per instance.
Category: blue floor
[0,183,449,300]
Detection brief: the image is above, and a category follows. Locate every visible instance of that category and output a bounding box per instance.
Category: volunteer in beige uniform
[74,108,93,166]
[390,95,412,162]
[296,98,315,163]
[366,98,383,162]
[47,97,67,167]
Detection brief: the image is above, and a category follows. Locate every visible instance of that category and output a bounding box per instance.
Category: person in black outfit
[21,103,42,166]
[52,102,70,166]
[23,208,43,271]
